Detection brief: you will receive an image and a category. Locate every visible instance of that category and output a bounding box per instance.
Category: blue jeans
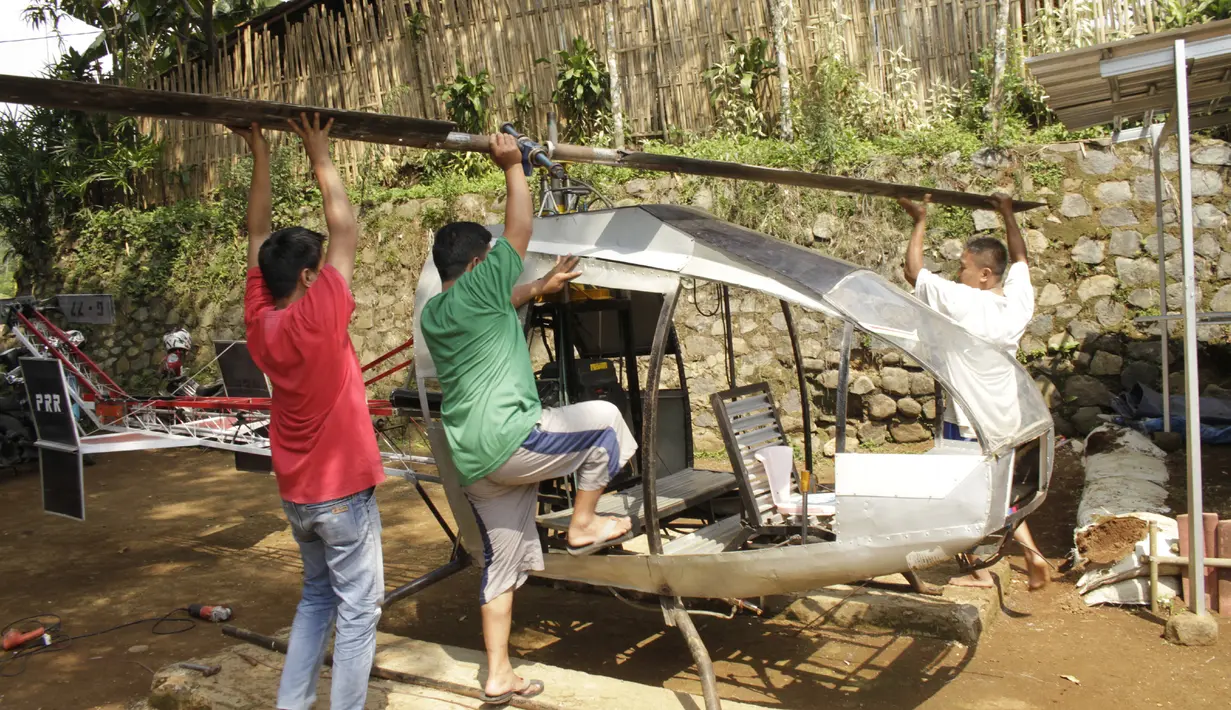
[942,421,976,442]
[278,487,384,710]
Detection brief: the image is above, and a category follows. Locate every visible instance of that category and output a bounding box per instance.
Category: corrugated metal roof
[1025,18,1231,131]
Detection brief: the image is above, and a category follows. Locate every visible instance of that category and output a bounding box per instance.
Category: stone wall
[59,136,1231,455]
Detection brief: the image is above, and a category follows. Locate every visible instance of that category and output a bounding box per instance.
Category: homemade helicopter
[0,74,1052,709]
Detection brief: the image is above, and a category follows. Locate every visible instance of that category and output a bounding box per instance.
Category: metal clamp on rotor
[500,122,566,179]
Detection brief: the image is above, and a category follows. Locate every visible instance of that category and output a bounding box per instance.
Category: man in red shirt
[234,113,385,710]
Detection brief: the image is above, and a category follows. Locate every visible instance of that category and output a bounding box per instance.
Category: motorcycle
[159,327,223,397]
[0,346,36,468]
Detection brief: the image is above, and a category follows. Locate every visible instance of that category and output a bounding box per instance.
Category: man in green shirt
[420,133,638,704]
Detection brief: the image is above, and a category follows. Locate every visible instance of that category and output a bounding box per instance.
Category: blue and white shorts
[463,400,638,604]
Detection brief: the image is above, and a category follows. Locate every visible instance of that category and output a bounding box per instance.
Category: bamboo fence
[144,0,1160,200]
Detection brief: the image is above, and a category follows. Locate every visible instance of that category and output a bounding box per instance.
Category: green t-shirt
[419,238,542,485]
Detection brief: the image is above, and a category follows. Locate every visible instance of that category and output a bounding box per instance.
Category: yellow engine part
[539,283,612,303]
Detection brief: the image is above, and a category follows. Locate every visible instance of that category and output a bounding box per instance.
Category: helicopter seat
[712,382,801,531]
[755,446,836,517]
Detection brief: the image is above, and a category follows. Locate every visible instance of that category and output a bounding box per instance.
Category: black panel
[20,358,78,447]
[214,341,270,398]
[654,389,689,479]
[640,204,862,292]
[235,451,273,473]
[569,292,668,358]
[41,448,84,520]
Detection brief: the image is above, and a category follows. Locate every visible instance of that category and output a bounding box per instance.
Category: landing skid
[662,596,722,710]
[905,570,945,596]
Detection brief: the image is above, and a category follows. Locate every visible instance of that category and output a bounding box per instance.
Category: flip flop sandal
[566,516,633,557]
[479,678,545,704]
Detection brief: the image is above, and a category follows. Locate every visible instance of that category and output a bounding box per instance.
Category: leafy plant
[877,48,923,132]
[435,64,495,134]
[795,56,865,164]
[0,51,163,293]
[952,43,1053,147]
[24,0,282,82]
[703,35,778,137]
[1027,160,1066,191]
[1157,0,1230,29]
[511,85,535,128]
[405,10,428,41]
[1026,0,1097,54]
[540,38,610,141]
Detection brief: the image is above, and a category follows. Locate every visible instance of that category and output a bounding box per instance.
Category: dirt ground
[2,443,1230,710]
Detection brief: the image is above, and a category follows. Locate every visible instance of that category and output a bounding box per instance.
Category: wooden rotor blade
[0,74,456,145]
[0,74,1044,212]
[548,144,1044,212]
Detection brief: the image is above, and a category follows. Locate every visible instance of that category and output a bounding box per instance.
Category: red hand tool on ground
[3,625,48,651]
[187,604,233,623]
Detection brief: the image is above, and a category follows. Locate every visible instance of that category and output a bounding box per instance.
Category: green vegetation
[1027,160,1067,191]
[404,10,428,41]
[425,66,497,178]
[703,35,779,138]
[4,3,1229,309]
[1158,0,1231,29]
[24,1,283,83]
[435,64,495,134]
[542,37,611,141]
[0,53,161,293]
[61,146,309,303]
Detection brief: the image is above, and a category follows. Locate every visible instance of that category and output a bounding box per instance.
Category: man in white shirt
[899,192,1049,591]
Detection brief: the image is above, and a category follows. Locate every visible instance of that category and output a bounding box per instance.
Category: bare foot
[484,671,539,700]
[567,515,631,548]
[1026,559,1050,592]
[948,570,996,589]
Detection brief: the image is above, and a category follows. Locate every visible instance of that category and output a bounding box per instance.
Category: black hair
[258,226,325,300]
[965,236,1008,279]
[432,222,492,283]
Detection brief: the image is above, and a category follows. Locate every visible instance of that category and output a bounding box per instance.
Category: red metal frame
[365,359,413,387]
[16,306,402,419]
[360,337,414,388]
[138,397,393,417]
[30,309,129,398]
[361,338,413,372]
[15,310,125,400]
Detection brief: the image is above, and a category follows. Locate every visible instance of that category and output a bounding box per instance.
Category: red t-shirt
[244,264,384,504]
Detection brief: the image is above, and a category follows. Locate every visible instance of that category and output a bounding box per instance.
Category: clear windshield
[824,271,1051,453]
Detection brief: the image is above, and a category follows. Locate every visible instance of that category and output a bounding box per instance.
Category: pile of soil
[1075,515,1149,564]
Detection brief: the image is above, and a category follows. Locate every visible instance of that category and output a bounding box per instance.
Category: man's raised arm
[230,123,271,269]
[289,112,359,285]
[897,195,931,287]
[991,193,1028,265]
[490,133,532,259]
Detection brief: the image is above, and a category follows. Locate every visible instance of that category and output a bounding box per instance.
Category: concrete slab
[780,559,1011,645]
[148,630,773,710]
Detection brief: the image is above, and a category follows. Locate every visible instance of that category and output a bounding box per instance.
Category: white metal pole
[1153,135,1171,432]
[1174,39,1207,615]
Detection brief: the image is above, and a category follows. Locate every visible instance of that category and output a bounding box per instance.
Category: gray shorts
[463,400,638,604]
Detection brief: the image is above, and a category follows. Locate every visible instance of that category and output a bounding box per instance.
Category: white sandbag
[1082,575,1181,607]
[1076,513,1180,594]
[1076,480,1171,529]
[1076,425,1170,530]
